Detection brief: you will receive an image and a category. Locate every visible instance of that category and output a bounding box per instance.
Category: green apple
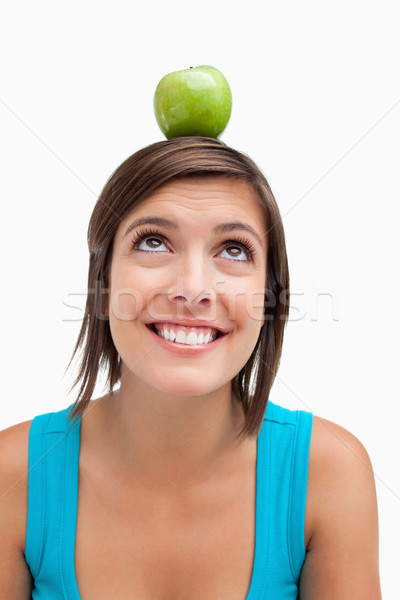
[153,65,232,139]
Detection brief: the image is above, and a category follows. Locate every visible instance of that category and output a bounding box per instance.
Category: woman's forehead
[119,177,267,232]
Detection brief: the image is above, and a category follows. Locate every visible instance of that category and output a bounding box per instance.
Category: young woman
[0,137,381,598]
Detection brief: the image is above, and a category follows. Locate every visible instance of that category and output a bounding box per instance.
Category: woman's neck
[82,378,249,491]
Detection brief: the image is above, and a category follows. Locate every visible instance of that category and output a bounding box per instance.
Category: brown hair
[67,136,289,440]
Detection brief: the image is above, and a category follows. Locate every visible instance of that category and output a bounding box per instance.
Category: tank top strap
[247,401,313,598]
[25,406,81,599]
[287,407,313,578]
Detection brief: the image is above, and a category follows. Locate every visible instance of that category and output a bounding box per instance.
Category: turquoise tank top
[25,401,313,599]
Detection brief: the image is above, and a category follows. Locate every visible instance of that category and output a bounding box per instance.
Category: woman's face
[107,177,267,397]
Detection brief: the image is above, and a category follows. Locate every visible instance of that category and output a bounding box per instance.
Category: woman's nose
[166,254,217,310]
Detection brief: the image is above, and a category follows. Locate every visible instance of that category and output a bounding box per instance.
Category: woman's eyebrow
[213,222,264,247]
[123,216,178,237]
[123,216,264,247]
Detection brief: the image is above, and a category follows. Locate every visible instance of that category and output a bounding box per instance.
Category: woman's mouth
[148,323,223,346]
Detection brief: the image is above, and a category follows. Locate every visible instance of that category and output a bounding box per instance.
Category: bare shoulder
[0,419,32,474]
[309,415,375,482]
[0,420,33,598]
[301,415,381,599]
[307,415,378,533]
[0,419,32,536]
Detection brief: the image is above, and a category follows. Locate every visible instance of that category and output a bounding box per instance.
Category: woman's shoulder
[303,414,381,596]
[0,419,32,527]
[0,418,32,491]
[0,419,33,597]
[309,414,374,489]
[307,415,376,525]
[265,403,376,514]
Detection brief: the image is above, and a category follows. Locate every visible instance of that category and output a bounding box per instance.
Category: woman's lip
[146,324,227,355]
[147,321,227,334]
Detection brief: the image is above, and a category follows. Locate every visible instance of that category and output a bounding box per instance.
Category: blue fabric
[25,401,313,599]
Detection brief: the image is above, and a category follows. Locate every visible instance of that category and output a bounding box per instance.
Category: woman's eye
[131,230,254,262]
[134,235,169,252]
[219,243,252,262]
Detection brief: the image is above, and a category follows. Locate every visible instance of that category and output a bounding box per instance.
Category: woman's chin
[152,380,221,398]
[119,360,232,398]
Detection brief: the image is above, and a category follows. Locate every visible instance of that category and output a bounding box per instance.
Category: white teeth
[175,330,186,344]
[186,332,198,345]
[152,323,219,345]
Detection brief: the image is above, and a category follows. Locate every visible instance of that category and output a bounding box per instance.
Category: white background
[1,1,398,596]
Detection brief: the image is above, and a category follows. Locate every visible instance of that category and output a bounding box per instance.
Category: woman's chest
[75,469,256,600]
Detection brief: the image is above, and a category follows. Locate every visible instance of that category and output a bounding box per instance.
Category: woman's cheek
[109,286,144,322]
[224,281,265,325]
[245,288,266,325]
[108,263,149,322]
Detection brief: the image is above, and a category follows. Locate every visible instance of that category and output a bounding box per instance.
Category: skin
[0,178,381,598]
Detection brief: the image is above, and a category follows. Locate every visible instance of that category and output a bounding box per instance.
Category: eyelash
[130,227,257,261]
